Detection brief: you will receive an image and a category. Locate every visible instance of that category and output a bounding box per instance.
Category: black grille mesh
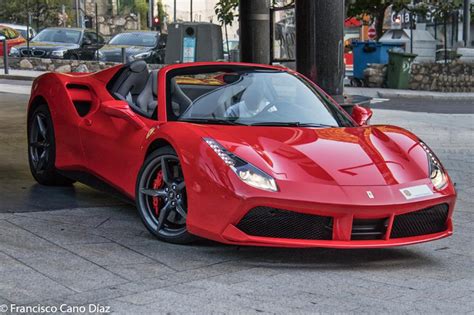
[390,204,449,238]
[236,207,333,240]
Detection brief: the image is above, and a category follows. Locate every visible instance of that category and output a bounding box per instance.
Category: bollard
[2,38,8,75]
[121,47,127,64]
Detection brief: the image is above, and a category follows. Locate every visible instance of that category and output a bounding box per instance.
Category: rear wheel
[136,147,195,244]
[28,104,75,186]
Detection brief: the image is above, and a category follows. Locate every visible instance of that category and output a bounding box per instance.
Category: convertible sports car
[27,61,456,247]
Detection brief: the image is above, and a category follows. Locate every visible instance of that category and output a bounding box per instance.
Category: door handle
[85,119,93,126]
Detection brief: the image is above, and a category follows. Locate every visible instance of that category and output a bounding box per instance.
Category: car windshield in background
[178,70,352,127]
[109,33,157,47]
[32,29,81,44]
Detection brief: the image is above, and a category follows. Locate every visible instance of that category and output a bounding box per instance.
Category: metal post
[410,12,414,54]
[190,0,193,21]
[26,11,31,56]
[95,2,99,60]
[296,0,345,95]
[148,0,153,30]
[174,0,177,22]
[75,0,80,27]
[463,0,471,47]
[2,39,9,75]
[121,47,126,64]
[239,0,271,64]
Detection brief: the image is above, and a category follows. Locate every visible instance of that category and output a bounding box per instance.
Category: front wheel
[136,147,196,244]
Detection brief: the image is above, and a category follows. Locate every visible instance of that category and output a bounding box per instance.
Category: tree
[214,0,239,60]
[347,0,464,40]
[0,0,74,28]
[346,0,412,40]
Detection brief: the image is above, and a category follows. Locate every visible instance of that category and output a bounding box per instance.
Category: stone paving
[0,108,473,314]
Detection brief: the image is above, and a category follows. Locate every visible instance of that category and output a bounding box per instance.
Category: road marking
[370,98,390,104]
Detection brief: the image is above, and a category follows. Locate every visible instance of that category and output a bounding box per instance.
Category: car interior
[107,61,227,120]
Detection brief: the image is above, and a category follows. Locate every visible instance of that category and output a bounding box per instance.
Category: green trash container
[387,51,417,89]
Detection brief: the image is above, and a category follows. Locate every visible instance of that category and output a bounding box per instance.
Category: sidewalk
[0,69,45,81]
[345,87,474,101]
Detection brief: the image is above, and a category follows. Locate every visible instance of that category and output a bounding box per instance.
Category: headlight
[204,138,278,192]
[420,141,447,190]
[51,50,67,57]
[9,46,19,57]
[131,51,152,60]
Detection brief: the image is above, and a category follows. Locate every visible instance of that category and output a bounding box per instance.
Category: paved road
[370,97,474,114]
[0,93,126,213]
[0,90,473,313]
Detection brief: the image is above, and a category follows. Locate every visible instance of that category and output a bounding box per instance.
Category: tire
[136,146,196,244]
[27,104,75,186]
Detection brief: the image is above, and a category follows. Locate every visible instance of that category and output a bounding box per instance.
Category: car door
[78,98,155,196]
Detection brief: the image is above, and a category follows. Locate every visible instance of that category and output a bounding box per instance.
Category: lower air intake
[390,203,449,238]
[236,207,333,240]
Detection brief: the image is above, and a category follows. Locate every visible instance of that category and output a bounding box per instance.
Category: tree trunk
[375,5,389,41]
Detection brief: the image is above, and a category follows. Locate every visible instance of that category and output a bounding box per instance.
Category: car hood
[15,41,80,50]
[199,125,429,187]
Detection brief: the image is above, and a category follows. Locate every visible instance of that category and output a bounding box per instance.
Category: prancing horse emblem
[367,191,374,199]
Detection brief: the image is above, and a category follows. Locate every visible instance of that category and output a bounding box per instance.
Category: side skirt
[58,170,135,206]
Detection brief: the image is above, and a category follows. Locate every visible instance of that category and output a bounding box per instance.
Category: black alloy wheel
[28,104,74,186]
[136,147,195,244]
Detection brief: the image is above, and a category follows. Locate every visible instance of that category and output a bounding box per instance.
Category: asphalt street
[0,85,473,313]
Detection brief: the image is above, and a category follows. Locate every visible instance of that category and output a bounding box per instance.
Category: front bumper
[186,178,456,248]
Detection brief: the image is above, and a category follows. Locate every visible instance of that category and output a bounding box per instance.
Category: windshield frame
[165,65,354,128]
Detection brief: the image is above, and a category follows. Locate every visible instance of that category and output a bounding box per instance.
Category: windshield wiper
[249,122,337,128]
[178,118,247,126]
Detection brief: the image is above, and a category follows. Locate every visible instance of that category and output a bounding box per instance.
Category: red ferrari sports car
[27,61,456,247]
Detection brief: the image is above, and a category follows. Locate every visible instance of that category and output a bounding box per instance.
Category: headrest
[128,60,148,73]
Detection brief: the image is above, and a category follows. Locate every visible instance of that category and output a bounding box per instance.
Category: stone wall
[1,57,162,73]
[363,64,387,88]
[409,61,474,92]
[361,61,474,92]
[96,15,140,38]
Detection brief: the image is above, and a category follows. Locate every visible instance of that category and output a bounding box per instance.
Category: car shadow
[185,238,439,271]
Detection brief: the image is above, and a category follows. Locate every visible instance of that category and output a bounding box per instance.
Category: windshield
[32,29,81,44]
[109,33,157,47]
[176,69,352,127]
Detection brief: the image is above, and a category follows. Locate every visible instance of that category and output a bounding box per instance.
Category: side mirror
[101,100,145,130]
[82,39,92,46]
[351,105,373,126]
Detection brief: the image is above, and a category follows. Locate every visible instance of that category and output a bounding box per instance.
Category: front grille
[236,207,333,240]
[351,218,388,240]
[20,49,46,57]
[390,204,449,238]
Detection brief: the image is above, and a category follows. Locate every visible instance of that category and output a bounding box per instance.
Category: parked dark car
[98,31,166,63]
[9,27,104,60]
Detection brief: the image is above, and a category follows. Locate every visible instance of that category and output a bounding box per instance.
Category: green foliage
[346,0,466,39]
[0,0,73,27]
[214,0,239,27]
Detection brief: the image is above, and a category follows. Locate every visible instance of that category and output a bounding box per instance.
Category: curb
[377,91,474,101]
[0,74,37,81]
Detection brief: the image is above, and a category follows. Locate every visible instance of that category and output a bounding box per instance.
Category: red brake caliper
[152,170,164,216]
